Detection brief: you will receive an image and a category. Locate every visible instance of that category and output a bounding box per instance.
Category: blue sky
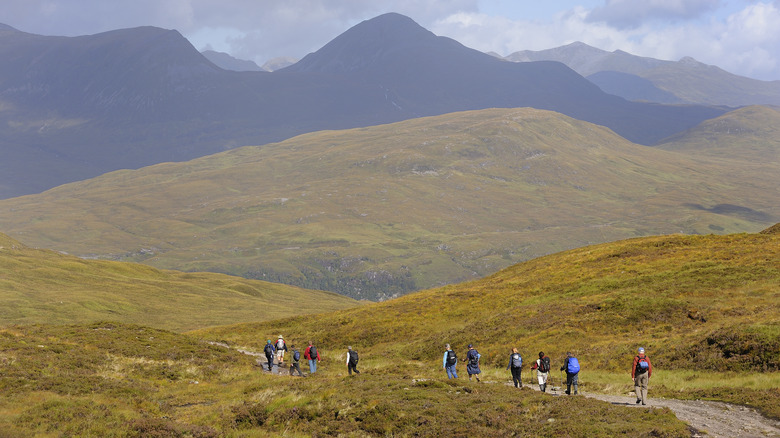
[2,0,779,80]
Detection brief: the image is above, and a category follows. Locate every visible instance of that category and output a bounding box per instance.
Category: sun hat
[638,347,645,353]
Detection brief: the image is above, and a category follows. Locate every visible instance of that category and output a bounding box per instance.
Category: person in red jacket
[632,347,653,405]
[304,341,321,374]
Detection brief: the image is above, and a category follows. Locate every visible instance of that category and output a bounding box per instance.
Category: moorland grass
[194,230,779,418]
[0,234,358,331]
[0,323,692,437]
[1,108,777,299]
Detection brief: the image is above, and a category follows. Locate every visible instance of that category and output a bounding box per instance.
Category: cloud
[586,0,721,28]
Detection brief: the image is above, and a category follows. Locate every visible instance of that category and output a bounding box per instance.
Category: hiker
[304,341,320,374]
[275,335,288,365]
[531,351,551,392]
[347,346,360,375]
[443,344,458,379]
[289,345,305,377]
[506,347,523,388]
[263,339,276,372]
[560,351,580,395]
[632,347,653,405]
[465,344,481,382]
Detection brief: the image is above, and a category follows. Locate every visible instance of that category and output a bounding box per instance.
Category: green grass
[1,107,777,300]
[0,323,693,437]
[195,230,780,417]
[0,233,358,332]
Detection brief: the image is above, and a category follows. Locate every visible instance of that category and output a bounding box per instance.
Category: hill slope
[0,14,724,198]
[0,107,776,300]
[199,229,780,374]
[506,41,780,106]
[0,234,357,331]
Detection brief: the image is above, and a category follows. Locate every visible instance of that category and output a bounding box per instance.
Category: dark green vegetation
[1,107,777,300]
[198,229,779,418]
[0,233,357,331]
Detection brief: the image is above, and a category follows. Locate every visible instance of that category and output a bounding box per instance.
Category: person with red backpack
[632,347,653,405]
[531,351,551,392]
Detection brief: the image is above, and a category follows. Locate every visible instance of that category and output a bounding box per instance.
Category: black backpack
[309,346,318,360]
[264,343,274,355]
[349,350,359,365]
[539,356,550,373]
[446,350,457,366]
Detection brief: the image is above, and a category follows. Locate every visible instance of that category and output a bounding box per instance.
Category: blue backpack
[511,353,522,368]
[567,357,580,374]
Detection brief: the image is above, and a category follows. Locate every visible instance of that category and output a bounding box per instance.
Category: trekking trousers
[290,363,304,376]
[634,373,649,404]
[445,364,458,379]
[510,367,522,387]
[566,372,579,395]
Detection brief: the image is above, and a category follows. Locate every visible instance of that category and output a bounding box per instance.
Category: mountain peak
[283,13,438,74]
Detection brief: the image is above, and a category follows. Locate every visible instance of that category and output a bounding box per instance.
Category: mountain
[1,107,775,300]
[505,42,780,106]
[0,233,357,331]
[657,105,780,161]
[201,49,264,71]
[0,14,724,198]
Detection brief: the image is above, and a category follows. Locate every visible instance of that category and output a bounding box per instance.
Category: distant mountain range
[1,106,775,300]
[200,50,297,72]
[0,14,725,198]
[505,42,780,106]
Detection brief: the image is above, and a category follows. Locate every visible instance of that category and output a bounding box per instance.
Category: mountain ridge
[0,14,725,198]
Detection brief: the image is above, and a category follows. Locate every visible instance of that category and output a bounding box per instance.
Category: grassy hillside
[1,108,777,300]
[0,233,357,331]
[0,322,692,437]
[658,105,780,162]
[197,229,779,415]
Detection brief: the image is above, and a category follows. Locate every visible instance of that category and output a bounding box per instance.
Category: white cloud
[586,0,721,28]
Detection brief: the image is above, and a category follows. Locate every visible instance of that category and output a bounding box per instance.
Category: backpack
[309,346,318,360]
[567,357,580,374]
[277,339,285,350]
[468,350,479,365]
[264,343,274,355]
[293,350,300,362]
[636,356,649,374]
[511,353,522,368]
[446,350,457,366]
[349,350,359,365]
[539,356,550,373]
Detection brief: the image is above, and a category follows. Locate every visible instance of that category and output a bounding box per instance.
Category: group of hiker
[261,335,360,377]
[444,344,654,403]
[261,337,654,405]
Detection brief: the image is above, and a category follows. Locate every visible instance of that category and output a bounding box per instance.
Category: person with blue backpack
[289,345,305,376]
[443,344,458,379]
[465,344,481,382]
[560,351,580,395]
[632,347,653,405]
[506,347,523,388]
[263,339,276,372]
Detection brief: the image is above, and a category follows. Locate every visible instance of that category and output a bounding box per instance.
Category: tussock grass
[196,230,780,417]
[0,234,358,331]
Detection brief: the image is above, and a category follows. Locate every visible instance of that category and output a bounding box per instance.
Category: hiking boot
[641,402,646,406]
[636,399,642,404]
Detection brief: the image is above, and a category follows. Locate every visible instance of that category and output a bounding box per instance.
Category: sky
[2,0,779,80]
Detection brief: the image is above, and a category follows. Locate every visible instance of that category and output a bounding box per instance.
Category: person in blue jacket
[443,344,458,379]
[560,351,580,395]
[263,339,276,372]
[465,344,481,382]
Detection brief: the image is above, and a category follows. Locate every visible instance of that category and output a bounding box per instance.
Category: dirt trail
[211,342,779,437]
[542,383,780,438]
